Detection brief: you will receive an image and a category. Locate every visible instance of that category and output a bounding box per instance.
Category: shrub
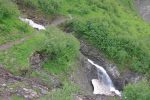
[41,27,79,73]
[16,0,61,15]
[37,0,61,14]
[68,15,150,74]
[123,80,150,100]
[0,0,19,20]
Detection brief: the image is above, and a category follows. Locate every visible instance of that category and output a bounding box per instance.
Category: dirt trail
[0,16,69,51]
[0,36,30,51]
[0,15,68,51]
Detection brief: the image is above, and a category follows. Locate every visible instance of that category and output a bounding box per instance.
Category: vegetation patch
[42,27,79,74]
[0,27,79,74]
[39,80,79,100]
[0,0,33,44]
[66,0,150,74]
[123,80,150,100]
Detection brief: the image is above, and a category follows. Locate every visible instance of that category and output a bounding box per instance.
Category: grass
[42,27,79,74]
[123,80,150,100]
[1,0,150,99]
[0,18,33,45]
[0,0,33,45]
[39,81,79,100]
[0,26,79,75]
[0,33,45,74]
[65,0,150,74]
[0,1,80,99]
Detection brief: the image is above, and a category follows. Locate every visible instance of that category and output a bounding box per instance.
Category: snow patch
[19,17,45,30]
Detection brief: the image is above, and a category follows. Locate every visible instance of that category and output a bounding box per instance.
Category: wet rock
[72,54,98,95]
[122,69,143,84]
[30,52,41,69]
[106,64,120,79]
[74,94,120,100]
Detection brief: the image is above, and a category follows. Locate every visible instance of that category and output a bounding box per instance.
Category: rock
[23,88,39,99]
[106,64,120,79]
[30,52,41,69]
[79,40,144,91]
[2,84,6,87]
[32,84,48,95]
[122,69,143,84]
[41,88,48,95]
[134,0,150,22]
[72,54,98,95]
[74,94,120,100]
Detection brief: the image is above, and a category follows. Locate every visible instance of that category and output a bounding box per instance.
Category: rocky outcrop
[79,40,142,90]
[0,62,63,99]
[74,94,121,100]
[134,0,150,21]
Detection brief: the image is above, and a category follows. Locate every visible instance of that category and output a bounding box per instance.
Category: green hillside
[1,0,150,99]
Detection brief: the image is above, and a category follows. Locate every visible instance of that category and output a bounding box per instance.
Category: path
[0,15,70,51]
[0,37,28,51]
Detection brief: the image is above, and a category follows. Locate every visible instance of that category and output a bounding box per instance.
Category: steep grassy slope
[68,0,150,74]
[17,0,150,74]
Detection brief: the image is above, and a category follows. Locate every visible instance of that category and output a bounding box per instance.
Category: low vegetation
[67,0,150,74]
[123,80,150,100]
[1,0,150,99]
[0,27,79,74]
[0,0,33,45]
[1,0,80,99]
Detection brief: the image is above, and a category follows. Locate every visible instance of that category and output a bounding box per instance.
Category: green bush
[17,0,61,15]
[42,27,79,73]
[123,80,150,100]
[37,0,61,14]
[0,0,19,20]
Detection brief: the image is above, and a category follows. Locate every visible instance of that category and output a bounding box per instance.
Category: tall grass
[14,0,61,15]
[42,27,79,74]
[123,80,150,100]
[0,0,19,20]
